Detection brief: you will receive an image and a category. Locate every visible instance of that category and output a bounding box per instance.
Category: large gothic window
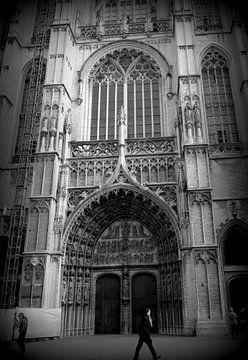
[201,47,239,144]
[98,0,157,24]
[89,48,162,140]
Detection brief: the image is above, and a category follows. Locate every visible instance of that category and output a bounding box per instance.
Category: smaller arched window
[201,47,239,145]
[193,0,222,33]
[223,225,248,266]
[99,0,157,24]
[20,261,44,307]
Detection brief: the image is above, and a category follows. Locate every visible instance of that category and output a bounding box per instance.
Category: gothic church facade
[0,0,248,339]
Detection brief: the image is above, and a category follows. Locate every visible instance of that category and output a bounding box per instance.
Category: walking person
[133,307,161,360]
[228,307,239,339]
[17,312,28,358]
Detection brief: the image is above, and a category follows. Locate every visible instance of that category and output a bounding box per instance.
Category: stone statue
[118,105,126,146]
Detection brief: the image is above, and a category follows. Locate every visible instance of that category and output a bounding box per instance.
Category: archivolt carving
[63,184,180,256]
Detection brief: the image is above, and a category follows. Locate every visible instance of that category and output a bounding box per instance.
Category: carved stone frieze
[78,20,172,40]
[53,215,64,234]
[93,219,158,266]
[190,191,212,205]
[30,199,50,211]
[194,248,217,264]
[148,185,177,213]
[126,137,175,155]
[70,141,119,157]
[179,210,189,228]
[68,188,95,209]
[209,142,246,155]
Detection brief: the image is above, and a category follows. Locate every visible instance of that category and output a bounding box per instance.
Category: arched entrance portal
[229,277,248,312]
[132,274,157,333]
[61,185,182,336]
[95,275,120,334]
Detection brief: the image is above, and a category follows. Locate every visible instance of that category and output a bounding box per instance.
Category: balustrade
[79,19,173,40]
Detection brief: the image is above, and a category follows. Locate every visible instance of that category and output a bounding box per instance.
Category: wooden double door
[95,273,157,334]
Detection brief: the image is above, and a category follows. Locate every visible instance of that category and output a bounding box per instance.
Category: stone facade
[0,0,248,340]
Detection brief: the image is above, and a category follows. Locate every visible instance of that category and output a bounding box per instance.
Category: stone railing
[70,140,119,158]
[126,137,176,155]
[79,19,173,40]
[195,23,223,34]
[209,142,248,155]
[70,137,177,158]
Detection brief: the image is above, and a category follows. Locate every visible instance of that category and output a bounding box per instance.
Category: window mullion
[150,80,154,138]
[97,84,101,141]
[35,209,40,251]
[214,66,225,143]
[222,67,234,143]
[142,79,145,138]
[30,265,35,307]
[134,81,137,138]
[106,81,109,140]
[114,82,117,139]
[207,67,218,143]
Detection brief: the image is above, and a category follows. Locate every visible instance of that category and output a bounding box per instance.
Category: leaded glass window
[89,48,162,140]
[100,0,157,24]
[201,47,239,144]
[193,0,222,33]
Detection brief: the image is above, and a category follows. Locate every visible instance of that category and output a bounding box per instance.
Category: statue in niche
[50,117,57,133]
[123,275,129,298]
[145,15,153,35]
[132,224,138,238]
[192,95,202,141]
[61,278,67,304]
[184,99,193,126]
[71,254,76,266]
[24,264,32,284]
[84,278,90,304]
[118,105,126,145]
[192,97,201,126]
[68,278,74,304]
[122,15,129,36]
[138,223,144,237]
[35,264,44,282]
[122,221,130,238]
[96,16,104,40]
[184,96,193,142]
[75,279,82,304]
[41,117,48,132]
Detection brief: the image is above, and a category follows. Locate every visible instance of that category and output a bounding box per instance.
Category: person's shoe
[154,356,161,360]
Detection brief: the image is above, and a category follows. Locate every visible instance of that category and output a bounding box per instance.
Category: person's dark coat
[138,315,152,337]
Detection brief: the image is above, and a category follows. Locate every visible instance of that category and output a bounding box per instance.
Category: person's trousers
[17,334,26,357]
[133,335,157,360]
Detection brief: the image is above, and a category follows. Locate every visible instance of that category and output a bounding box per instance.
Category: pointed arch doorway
[61,185,182,336]
[132,273,158,333]
[95,274,120,334]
